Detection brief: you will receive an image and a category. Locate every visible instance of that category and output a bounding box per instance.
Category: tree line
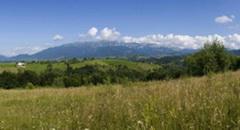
[1,40,240,89]
[0,63,147,89]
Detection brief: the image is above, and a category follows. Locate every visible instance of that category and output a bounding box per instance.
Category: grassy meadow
[0,59,159,73]
[0,71,239,129]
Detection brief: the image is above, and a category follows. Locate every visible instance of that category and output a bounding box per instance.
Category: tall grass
[0,71,239,129]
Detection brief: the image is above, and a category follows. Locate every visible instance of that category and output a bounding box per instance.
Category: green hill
[0,59,159,74]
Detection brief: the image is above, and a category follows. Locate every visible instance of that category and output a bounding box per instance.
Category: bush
[53,77,65,87]
[185,40,232,76]
[25,82,35,89]
[63,75,81,87]
[39,67,64,86]
[146,67,167,81]
[17,70,39,86]
[0,71,19,89]
[230,56,240,71]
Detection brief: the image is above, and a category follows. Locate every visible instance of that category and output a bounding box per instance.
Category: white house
[16,62,26,68]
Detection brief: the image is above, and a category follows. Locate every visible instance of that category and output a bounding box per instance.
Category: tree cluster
[185,40,236,76]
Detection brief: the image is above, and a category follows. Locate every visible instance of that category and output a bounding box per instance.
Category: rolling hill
[0,59,159,73]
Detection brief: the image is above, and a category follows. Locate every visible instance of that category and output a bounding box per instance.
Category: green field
[0,71,239,129]
[0,59,159,73]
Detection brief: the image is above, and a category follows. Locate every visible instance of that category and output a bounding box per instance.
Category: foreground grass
[0,71,240,129]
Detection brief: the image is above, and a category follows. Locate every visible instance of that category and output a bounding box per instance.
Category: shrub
[17,70,39,86]
[25,82,35,89]
[63,75,81,87]
[146,68,167,80]
[0,71,19,89]
[53,77,65,87]
[185,40,232,76]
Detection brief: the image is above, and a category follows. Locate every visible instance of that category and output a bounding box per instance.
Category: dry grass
[0,71,240,129]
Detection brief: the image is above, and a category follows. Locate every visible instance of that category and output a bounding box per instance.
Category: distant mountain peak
[0,41,196,61]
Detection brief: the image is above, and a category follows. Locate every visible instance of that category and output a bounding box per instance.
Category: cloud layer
[122,34,240,49]
[80,27,240,50]
[4,46,47,56]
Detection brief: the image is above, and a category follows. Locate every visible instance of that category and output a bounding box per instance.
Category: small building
[16,62,26,68]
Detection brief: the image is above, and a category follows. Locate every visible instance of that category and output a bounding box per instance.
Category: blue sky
[0,0,240,56]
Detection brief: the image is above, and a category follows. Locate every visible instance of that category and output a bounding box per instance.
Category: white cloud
[4,46,47,56]
[1,42,60,56]
[87,27,98,37]
[53,34,64,41]
[79,27,121,41]
[122,33,240,49]
[215,15,234,24]
[226,34,240,42]
[122,34,202,49]
[99,27,121,41]
[76,27,240,50]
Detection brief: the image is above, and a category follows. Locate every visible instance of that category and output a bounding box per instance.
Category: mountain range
[0,41,217,61]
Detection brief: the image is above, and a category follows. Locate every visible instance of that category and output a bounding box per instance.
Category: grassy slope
[0,59,159,73]
[0,63,18,73]
[0,71,240,129]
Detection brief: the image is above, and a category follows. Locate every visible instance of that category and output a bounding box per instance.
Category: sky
[0,0,240,56]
